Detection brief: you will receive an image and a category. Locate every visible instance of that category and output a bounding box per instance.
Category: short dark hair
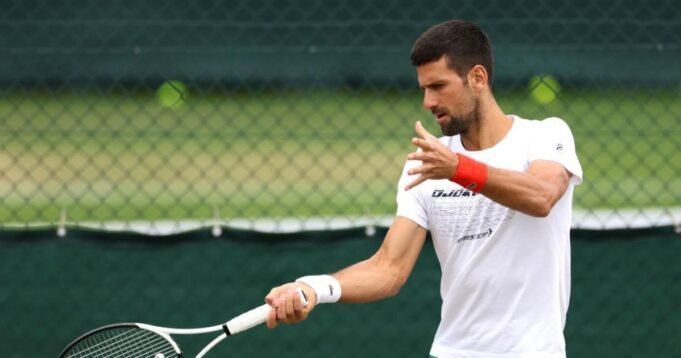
[410,20,494,87]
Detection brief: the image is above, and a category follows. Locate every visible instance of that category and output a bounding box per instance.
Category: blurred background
[0,0,679,357]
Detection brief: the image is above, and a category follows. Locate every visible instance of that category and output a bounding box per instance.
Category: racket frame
[58,322,182,358]
[59,289,306,358]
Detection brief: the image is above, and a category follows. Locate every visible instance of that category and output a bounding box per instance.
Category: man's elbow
[385,274,407,298]
[381,265,411,298]
[525,193,560,217]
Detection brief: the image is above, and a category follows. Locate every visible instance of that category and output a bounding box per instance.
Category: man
[265,20,582,358]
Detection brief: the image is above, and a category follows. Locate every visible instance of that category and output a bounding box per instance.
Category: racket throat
[221,324,232,337]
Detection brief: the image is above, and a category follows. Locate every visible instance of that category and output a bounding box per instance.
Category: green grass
[0,87,679,223]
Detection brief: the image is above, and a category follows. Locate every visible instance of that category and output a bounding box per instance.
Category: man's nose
[422,91,437,110]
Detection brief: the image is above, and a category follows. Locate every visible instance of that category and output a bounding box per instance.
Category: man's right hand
[265,282,317,328]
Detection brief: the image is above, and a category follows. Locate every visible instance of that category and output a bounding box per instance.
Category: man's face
[416,57,479,136]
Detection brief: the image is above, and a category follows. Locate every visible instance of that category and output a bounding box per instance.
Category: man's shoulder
[511,114,567,125]
[512,115,573,136]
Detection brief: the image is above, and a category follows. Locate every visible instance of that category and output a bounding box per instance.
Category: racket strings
[89,331,169,358]
[69,329,141,357]
[66,328,176,358]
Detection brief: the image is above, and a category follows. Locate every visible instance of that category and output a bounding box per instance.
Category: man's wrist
[295,275,342,304]
[450,153,488,193]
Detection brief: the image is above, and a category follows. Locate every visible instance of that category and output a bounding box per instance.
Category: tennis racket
[59,289,307,358]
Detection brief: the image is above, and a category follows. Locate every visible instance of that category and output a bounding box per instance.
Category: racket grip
[225,304,271,335]
[225,288,308,335]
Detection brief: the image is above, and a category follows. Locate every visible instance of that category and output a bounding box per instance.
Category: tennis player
[266,20,582,358]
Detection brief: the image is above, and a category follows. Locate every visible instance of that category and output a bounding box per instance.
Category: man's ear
[467,65,488,91]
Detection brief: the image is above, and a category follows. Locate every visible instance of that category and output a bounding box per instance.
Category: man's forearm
[333,255,407,303]
[482,162,569,217]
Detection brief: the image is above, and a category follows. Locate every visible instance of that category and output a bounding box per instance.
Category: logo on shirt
[457,228,493,243]
[432,189,478,198]
[556,143,563,151]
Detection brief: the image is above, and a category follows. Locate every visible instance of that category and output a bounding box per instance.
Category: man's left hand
[405,121,459,190]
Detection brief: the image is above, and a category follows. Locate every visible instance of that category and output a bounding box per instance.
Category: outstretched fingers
[414,121,438,142]
[404,121,458,190]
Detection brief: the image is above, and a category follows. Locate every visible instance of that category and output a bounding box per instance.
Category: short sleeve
[395,159,429,229]
[529,117,583,185]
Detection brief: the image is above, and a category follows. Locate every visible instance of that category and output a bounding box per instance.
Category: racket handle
[224,304,270,335]
[225,288,308,335]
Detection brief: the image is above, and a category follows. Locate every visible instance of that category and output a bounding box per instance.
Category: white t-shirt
[396,115,583,358]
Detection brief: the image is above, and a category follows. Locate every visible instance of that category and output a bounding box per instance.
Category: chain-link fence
[1,228,679,357]
[1,0,679,232]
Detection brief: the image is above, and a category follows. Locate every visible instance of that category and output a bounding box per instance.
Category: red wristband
[450,153,488,193]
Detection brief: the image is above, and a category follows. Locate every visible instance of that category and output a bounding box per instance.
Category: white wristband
[295,274,342,304]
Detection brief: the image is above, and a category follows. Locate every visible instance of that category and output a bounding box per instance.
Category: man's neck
[460,98,511,151]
